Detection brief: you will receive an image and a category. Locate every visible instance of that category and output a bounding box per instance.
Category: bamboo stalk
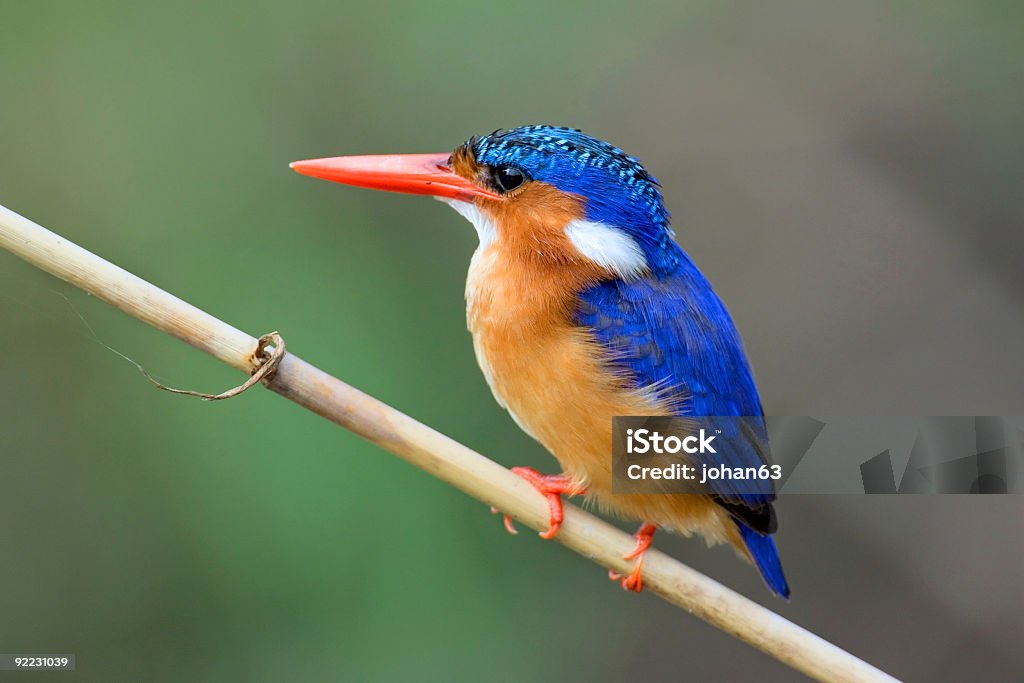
[0,202,900,683]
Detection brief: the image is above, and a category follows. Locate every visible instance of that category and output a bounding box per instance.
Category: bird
[290,125,789,598]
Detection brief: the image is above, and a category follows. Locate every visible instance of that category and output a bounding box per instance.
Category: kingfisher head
[291,125,679,279]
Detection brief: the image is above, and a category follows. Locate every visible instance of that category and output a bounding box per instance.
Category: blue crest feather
[471,126,679,274]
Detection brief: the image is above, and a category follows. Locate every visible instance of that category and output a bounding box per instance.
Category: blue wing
[577,248,790,597]
[575,248,776,516]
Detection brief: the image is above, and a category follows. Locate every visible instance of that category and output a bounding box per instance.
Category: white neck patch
[441,200,649,280]
[441,199,497,249]
[565,219,648,280]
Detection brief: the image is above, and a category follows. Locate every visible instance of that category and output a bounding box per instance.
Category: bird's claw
[490,506,519,535]
[609,523,657,592]
[494,467,586,538]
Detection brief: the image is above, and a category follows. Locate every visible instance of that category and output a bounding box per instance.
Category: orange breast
[465,241,739,545]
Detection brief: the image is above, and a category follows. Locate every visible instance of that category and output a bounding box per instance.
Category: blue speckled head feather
[466,126,680,275]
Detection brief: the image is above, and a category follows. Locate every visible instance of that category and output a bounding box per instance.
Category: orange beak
[289,153,502,201]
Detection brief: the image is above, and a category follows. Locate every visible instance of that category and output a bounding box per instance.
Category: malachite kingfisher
[291,126,789,598]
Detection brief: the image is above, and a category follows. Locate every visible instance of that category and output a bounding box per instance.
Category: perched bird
[291,126,789,598]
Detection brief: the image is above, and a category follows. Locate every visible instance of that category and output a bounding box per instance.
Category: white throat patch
[442,200,650,280]
[441,199,497,248]
[565,219,648,280]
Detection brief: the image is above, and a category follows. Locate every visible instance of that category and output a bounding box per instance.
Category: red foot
[495,467,586,539]
[609,523,657,592]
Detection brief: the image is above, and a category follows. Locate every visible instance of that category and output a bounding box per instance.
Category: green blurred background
[2,1,1022,681]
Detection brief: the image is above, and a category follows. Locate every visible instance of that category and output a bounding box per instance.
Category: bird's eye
[493,166,525,193]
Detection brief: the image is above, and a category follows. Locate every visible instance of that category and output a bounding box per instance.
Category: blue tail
[737,522,790,599]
